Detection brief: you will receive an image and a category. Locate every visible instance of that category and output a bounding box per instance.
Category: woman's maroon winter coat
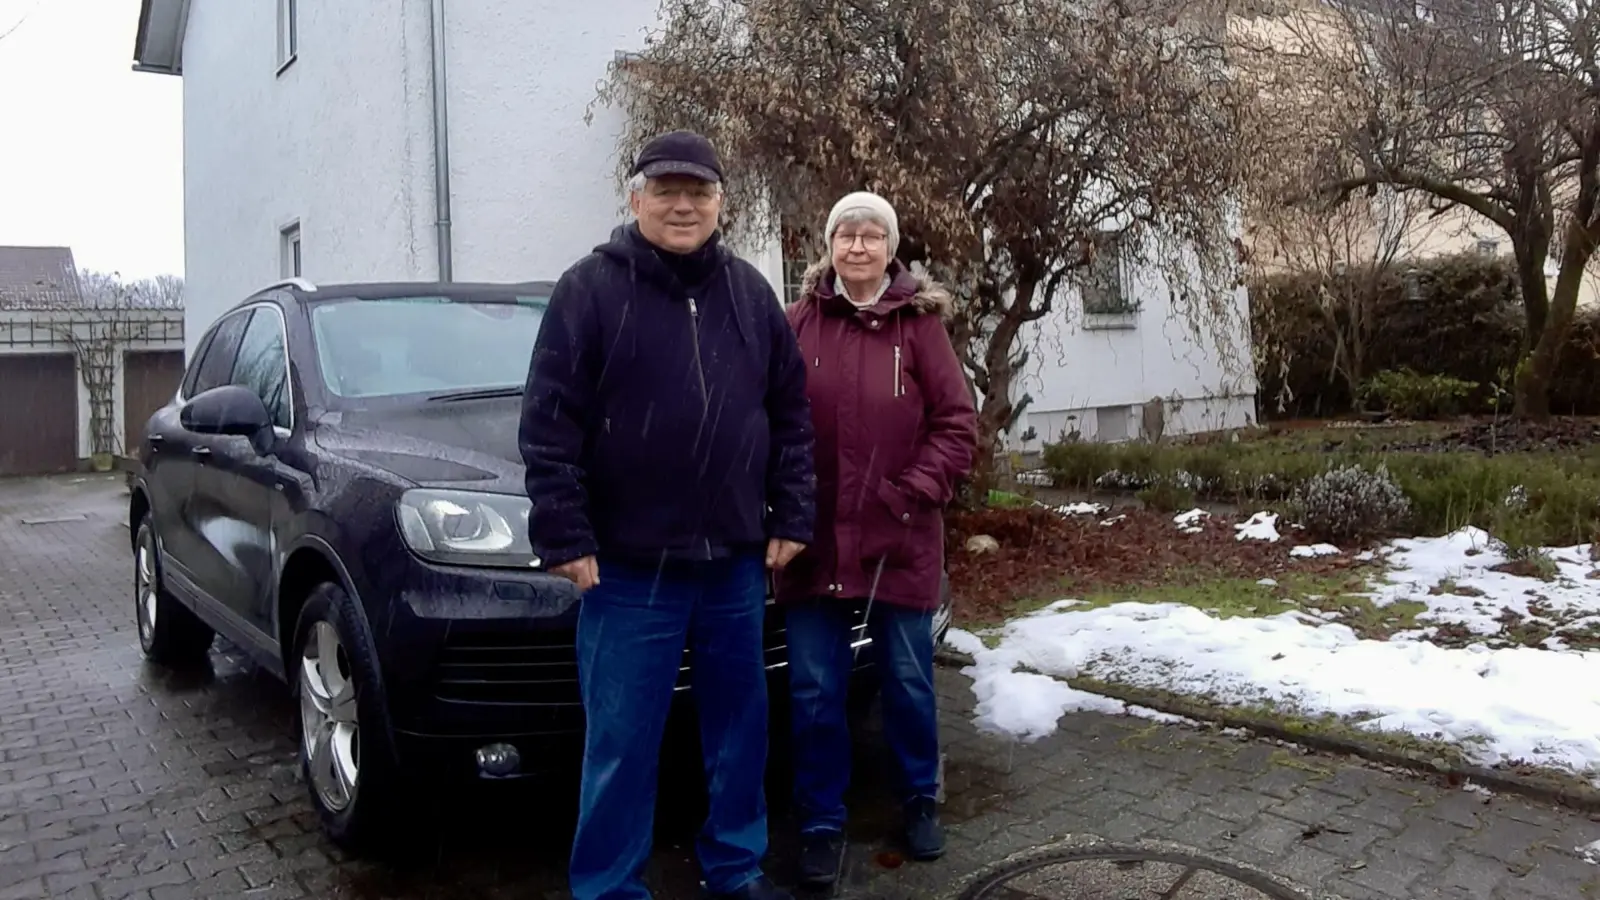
[774,259,978,610]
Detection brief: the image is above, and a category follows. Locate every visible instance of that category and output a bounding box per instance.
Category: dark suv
[127,278,953,849]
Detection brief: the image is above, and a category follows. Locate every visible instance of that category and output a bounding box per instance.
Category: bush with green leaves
[1357,370,1478,420]
[1290,464,1412,543]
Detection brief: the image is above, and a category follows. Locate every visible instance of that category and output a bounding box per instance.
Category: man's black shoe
[905,797,945,861]
[706,874,794,900]
[797,831,847,888]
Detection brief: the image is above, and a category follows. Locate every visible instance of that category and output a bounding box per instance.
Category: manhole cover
[959,844,1311,900]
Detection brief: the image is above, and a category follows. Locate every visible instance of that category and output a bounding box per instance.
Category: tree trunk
[1513,221,1590,420]
[969,312,1026,497]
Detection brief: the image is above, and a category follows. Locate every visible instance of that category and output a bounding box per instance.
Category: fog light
[475,742,521,777]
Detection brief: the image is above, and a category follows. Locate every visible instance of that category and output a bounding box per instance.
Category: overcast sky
[0,0,183,280]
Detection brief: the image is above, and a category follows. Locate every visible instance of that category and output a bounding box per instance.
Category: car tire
[293,581,403,854]
[133,517,215,666]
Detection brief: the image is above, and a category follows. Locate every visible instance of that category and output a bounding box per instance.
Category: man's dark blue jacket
[519,224,816,569]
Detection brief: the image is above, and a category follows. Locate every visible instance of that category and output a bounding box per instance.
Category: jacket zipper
[688,297,709,406]
[893,345,902,397]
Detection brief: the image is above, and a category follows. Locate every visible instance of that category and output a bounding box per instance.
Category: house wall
[1005,254,1258,451]
[177,0,788,357]
[0,309,185,459]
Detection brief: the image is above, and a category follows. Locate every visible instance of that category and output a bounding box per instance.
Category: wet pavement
[3,473,1600,899]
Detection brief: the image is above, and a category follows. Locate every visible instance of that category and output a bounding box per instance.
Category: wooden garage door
[0,354,78,476]
[124,350,186,456]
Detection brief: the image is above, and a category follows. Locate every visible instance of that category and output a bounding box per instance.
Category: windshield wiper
[426,386,525,402]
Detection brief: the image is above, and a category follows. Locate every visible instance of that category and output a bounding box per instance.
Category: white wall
[180,0,438,355]
[179,0,786,356]
[1007,247,1258,450]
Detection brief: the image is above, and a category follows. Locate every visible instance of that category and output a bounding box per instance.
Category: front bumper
[372,557,874,778]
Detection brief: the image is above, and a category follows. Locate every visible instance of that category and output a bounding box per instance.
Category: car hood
[312,397,525,494]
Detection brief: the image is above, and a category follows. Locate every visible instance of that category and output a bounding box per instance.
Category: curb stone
[932,834,1342,900]
[932,646,1600,813]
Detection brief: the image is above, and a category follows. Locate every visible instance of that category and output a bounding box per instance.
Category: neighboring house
[132,0,1257,450]
[0,246,185,476]
[1234,3,1600,309]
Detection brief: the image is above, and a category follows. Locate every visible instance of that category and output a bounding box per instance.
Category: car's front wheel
[133,517,214,666]
[293,581,401,853]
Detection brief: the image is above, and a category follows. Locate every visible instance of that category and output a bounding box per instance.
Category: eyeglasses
[833,232,887,251]
[646,184,720,205]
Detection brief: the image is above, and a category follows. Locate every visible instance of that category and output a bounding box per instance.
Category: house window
[1080,232,1137,315]
[1476,237,1498,255]
[280,223,302,278]
[277,0,298,71]
[782,258,808,305]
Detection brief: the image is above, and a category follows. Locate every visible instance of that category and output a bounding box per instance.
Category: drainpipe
[428,0,454,281]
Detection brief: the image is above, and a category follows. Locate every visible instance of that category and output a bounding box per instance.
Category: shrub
[1291,464,1413,542]
[1043,441,1115,490]
[1358,370,1478,419]
[1136,478,1197,513]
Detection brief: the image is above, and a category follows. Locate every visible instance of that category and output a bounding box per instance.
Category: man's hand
[551,555,600,592]
[766,539,805,570]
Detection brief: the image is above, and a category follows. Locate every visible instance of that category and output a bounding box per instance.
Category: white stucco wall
[178,0,787,358]
[1006,249,1258,450]
[180,0,437,356]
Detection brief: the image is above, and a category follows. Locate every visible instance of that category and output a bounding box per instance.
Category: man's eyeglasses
[833,232,887,251]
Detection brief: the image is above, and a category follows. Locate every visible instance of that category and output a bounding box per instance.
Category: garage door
[124,350,185,456]
[0,354,78,476]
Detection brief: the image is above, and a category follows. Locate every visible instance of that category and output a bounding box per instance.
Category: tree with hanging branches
[595,0,1257,485]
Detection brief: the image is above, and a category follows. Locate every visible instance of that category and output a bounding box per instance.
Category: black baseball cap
[630,130,724,183]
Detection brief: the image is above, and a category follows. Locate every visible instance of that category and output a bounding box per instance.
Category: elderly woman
[776,191,978,888]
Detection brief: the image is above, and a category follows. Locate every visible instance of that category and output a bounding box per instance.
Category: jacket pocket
[859,478,924,568]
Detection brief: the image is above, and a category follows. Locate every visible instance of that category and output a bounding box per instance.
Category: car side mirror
[181,385,277,455]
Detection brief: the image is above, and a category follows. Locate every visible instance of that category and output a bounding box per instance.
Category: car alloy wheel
[135,532,159,648]
[299,620,361,813]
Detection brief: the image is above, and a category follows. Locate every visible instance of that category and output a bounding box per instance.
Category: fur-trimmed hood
[797,258,954,319]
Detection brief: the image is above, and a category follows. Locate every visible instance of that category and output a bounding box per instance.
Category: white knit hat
[825,191,900,256]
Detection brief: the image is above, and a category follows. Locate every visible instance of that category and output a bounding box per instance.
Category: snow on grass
[951,525,1600,782]
[1291,543,1341,558]
[1174,508,1209,534]
[1057,502,1108,516]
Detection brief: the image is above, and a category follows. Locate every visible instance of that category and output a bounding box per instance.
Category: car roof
[291,280,557,302]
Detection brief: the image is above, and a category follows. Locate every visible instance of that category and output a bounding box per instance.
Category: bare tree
[1250,185,1432,407]
[1247,0,1600,418]
[597,0,1254,485]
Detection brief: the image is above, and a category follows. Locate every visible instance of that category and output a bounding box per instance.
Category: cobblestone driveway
[2,473,1599,899]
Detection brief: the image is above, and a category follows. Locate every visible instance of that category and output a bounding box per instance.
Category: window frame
[280,222,302,278]
[276,0,299,74]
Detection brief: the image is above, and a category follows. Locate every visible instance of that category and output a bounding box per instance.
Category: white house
[132,0,1256,450]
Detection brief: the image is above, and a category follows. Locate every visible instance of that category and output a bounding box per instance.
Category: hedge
[1251,253,1600,419]
[1042,438,1600,549]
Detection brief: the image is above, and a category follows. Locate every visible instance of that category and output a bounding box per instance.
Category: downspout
[428,0,454,281]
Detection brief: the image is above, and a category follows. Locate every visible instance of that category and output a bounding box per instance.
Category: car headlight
[395,489,541,569]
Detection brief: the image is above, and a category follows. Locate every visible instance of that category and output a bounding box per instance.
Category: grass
[1038,425,1600,548]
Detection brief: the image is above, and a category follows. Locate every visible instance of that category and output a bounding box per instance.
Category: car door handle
[191,446,212,458]
[148,434,164,445]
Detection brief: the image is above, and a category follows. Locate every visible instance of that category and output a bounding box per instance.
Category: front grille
[430,602,872,710]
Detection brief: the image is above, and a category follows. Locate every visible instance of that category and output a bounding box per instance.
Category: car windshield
[309,295,547,399]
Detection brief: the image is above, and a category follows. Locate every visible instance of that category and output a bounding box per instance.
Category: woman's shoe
[905,797,946,861]
[797,831,847,888]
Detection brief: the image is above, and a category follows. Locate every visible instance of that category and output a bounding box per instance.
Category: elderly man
[519,130,815,900]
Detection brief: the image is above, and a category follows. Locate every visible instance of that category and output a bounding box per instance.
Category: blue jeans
[569,554,771,900]
[786,598,939,835]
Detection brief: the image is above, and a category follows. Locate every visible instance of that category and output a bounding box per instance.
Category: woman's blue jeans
[785,597,940,835]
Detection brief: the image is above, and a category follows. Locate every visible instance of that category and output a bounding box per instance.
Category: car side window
[230,308,292,430]
[189,311,253,397]
[180,329,219,398]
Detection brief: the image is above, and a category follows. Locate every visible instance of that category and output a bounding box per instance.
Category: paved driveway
[2,473,1599,900]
